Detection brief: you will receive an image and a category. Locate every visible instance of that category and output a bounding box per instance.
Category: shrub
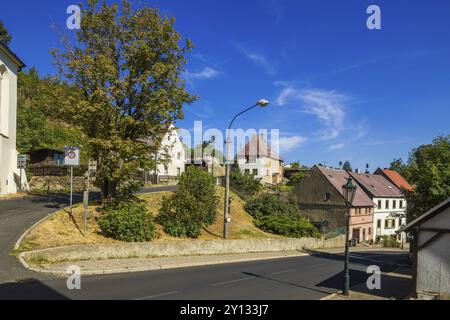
[245,193,299,217]
[157,167,219,238]
[376,235,400,248]
[230,169,262,194]
[98,199,158,242]
[254,214,321,238]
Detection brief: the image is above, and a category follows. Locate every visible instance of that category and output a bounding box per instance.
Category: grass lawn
[19,188,275,251]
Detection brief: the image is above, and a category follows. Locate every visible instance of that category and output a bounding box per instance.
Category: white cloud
[276,86,346,140]
[185,67,220,80]
[237,45,277,76]
[279,135,308,152]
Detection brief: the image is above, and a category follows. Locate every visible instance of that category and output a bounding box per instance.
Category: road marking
[135,291,179,300]
[210,277,254,287]
[307,264,326,269]
[269,269,296,275]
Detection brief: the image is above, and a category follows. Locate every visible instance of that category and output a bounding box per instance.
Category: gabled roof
[316,166,374,207]
[349,171,403,198]
[237,134,283,161]
[404,198,450,232]
[0,42,26,71]
[374,168,413,192]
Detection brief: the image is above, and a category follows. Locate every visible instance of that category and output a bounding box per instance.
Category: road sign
[64,146,80,166]
[17,154,27,169]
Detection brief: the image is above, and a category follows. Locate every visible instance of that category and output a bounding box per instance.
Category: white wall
[237,156,282,185]
[0,51,19,196]
[372,197,407,241]
[155,129,185,177]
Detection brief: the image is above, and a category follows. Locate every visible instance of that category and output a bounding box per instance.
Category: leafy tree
[287,171,308,186]
[389,158,412,181]
[245,194,299,217]
[16,68,87,157]
[342,161,353,172]
[290,162,301,169]
[0,20,12,45]
[230,169,262,194]
[254,215,320,238]
[157,167,219,238]
[402,135,450,221]
[52,0,196,201]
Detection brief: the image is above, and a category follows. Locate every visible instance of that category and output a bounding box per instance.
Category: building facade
[294,166,374,242]
[237,134,284,185]
[404,198,450,299]
[152,126,186,182]
[0,42,25,196]
[349,171,407,241]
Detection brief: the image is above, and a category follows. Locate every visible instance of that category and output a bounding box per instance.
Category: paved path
[0,250,411,300]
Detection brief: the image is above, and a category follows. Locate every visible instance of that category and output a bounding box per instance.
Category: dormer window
[324,193,331,201]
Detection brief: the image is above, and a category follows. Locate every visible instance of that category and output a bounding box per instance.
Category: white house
[349,171,407,242]
[237,134,284,185]
[0,42,25,196]
[151,126,185,183]
[404,198,450,299]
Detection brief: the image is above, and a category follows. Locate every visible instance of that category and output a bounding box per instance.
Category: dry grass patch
[19,188,276,251]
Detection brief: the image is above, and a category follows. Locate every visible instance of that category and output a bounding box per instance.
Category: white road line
[269,269,296,275]
[135,291,179,300]
[210,277,254,287]
[307,264,327,269]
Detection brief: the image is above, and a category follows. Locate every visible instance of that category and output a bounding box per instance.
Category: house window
[252,169,258,176]
[266,170,270,176]
[245,169,250,174]
[245,156,250,163]
[377,200,382,209]
[385,219,395,230]
[0,65,10,137]
[177,167,181,176]
[324,193,331,201]
[385,200,389,209]
[177,152,181,160]
[393,200,397,209]
[377,219,381,229]
[368,227,372,236]
[164,166,168,175]
[400,200,403,209]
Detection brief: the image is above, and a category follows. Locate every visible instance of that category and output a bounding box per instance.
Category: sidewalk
[23,250,308,276]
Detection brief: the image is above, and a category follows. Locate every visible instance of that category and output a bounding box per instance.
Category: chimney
[355,169,360,174]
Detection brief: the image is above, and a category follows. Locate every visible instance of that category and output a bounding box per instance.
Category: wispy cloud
[237,45,277,76]
[279,135,308,152]
[185,67,220,80]
[276,85,346,140]
[266,0,285,25]
[329,120,368,151]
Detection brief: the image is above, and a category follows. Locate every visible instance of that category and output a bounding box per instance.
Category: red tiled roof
[316,166,374,207]
[380,169,413,192]
[349,171,403,198]
[237,134,283,161]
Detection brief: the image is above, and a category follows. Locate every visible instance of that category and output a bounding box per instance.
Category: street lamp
[223,99,270,239]
[342,176,357,296]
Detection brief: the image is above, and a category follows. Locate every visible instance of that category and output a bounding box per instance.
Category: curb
[320,292,341,300]
[20,251,309,277]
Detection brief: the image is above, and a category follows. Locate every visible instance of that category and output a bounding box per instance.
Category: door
[352,228,360,243]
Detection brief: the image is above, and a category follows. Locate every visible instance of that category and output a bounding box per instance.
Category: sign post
[17,154,27,192]
[83,159,97,237]
[64,146,80,214]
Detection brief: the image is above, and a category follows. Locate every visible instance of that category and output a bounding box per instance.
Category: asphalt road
[0,250,410,300]
[0,186,176,284]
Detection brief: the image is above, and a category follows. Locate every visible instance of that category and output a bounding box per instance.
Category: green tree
[287,171,307,186]
[342,161,353,172]
[389,158,412,181]
[403,135,450,221]
[0,20,12,45]
[52,0,196,201]
[230,169,262,194]
[16,68,87,156]
[157,167,219,238]
[290,162,301,169]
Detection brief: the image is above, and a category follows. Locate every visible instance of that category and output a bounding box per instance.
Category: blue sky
[2,0,450,171]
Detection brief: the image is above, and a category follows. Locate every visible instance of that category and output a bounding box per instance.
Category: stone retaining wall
[22,236,345,263]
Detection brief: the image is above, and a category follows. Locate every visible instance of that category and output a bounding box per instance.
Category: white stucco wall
[0,50,19,196]
[155,129,185,177]
[417,206,450,298]
[237,156,283,184]
[372,197,407,241]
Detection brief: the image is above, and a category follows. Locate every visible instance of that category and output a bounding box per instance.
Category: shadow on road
[0,279,68,300]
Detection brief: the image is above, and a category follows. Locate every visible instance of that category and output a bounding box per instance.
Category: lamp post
[342,176,357,296]
[223,99,270,239]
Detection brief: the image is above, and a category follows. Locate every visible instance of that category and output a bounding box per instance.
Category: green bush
[98,199,158,242]
[230,169,262,194]
[245,193,299,217]
[376,235,400,248]
[157,167,219,238]
[254,214,321,238]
